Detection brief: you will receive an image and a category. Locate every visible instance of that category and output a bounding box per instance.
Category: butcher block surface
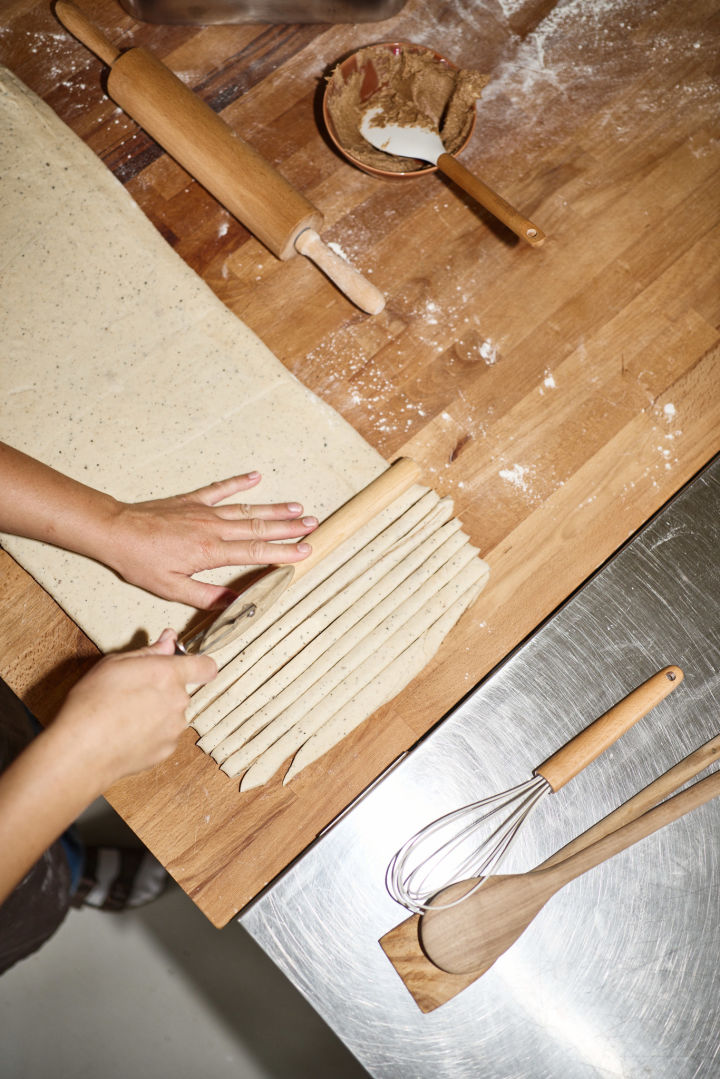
[1,0,718,926]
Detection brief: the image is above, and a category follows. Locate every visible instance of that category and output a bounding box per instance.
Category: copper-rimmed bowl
[322,41,477,180]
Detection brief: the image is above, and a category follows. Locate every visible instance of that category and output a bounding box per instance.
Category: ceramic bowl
[322,41,477,179]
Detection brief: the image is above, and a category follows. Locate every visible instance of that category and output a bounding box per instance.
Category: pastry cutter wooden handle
[53,1,385,315]
[180,456,422,654]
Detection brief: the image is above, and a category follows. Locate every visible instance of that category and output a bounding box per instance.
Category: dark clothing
[0,678,72,975]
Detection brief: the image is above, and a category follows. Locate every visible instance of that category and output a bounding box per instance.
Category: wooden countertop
[1,0,718,925]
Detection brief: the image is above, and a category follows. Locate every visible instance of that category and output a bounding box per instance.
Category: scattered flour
[425,300,440,326]
[499,462,530,492]
[480,338,499,365]
[539,369,556,394]
[327,240,349,261]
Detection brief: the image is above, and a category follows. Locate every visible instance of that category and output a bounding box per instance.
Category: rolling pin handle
[54,1,121,66]
[294,228,385,315]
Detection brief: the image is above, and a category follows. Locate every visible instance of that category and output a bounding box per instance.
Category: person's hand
[53,629,216,790]
[0,630,217,903]
[104,472,318,609]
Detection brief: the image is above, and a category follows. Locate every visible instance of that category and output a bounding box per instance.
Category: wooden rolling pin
[182,456,423,653]
[54,1,385,315]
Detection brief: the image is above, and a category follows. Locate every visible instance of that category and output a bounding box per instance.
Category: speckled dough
[283,578,484,783]
[187,486,436,725]
[190,490,449,735]
[216,540,481,776]
[0,67,385,652]
[204,522,470,761]
[0,68,490,787]
[235,558,488,789]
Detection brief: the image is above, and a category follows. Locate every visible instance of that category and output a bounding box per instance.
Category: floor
[0,799,370,1079]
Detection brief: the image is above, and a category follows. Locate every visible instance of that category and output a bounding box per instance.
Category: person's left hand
[104,472,317,608]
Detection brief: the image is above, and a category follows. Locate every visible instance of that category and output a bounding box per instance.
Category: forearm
[0,441,118,563]
[0,723,104,905]
[0,637,215,906]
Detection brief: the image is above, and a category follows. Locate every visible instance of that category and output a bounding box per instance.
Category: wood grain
[536,665,683,790]
[1,0,718,927]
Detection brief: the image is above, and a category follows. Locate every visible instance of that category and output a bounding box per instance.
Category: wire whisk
[387,774,549,913]
[386,666,683,914]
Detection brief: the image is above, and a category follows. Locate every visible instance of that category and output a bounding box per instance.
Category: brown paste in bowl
[326,44,489,173]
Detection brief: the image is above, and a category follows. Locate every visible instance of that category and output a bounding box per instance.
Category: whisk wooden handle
[535,666,683,792]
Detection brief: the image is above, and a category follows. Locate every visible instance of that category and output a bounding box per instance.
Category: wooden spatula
[420,763,720,976]
[379,732,720,1011]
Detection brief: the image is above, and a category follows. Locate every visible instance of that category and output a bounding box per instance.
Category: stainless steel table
[242,457,720,1078]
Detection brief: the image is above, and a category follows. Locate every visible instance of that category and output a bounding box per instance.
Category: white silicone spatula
[360,107,545,247]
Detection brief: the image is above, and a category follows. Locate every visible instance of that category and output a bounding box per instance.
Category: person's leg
[0,678,169,976]
[0,679,73,975]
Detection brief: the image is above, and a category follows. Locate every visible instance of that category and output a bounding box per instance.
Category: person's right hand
[53,628,216,791]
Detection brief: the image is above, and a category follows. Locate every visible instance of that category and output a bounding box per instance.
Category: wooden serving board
[1,0,719,926]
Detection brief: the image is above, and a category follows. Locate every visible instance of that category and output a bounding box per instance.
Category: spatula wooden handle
[535,666,683,792]
[545,765,720,889]
[437,153,545,247]
[541,732,720,868]
[291,457,422,581]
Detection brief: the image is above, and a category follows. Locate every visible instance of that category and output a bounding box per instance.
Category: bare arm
[0,440,317,608]
[0,631,215,904]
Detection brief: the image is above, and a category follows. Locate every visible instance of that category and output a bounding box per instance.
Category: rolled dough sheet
[0,67,491,802]
[0,66,385,652]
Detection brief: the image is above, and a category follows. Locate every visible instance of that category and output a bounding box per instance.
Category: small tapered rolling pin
[182,456,423,654]
[53,1,385,315]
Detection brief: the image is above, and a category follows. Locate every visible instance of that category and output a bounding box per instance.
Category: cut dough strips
[190,487,489,787]
[0,67,490,789]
